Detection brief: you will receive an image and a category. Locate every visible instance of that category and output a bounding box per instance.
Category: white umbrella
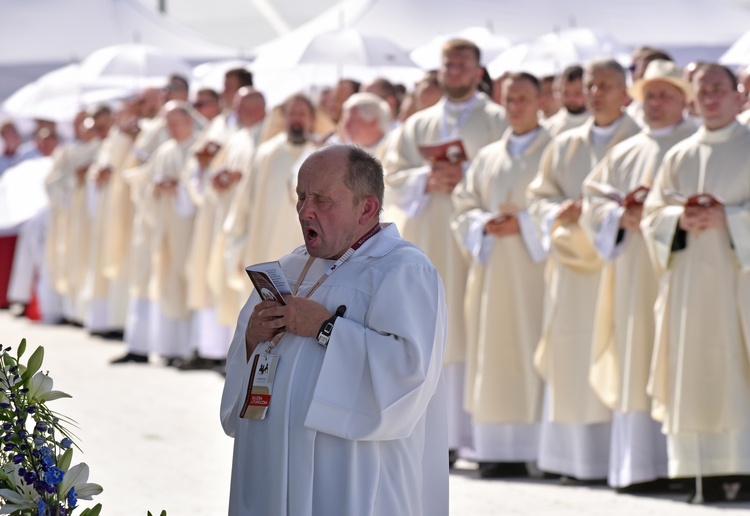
[253,28,417,70]
[251,28,422,108]
[720,31,750,65]
[2,64,129,123]
[78,43,192,93]
[487,28,631,78]
[410,26,512,70]
[191,59,255,93]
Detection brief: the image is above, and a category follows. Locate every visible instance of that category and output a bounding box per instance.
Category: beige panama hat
[629,59,691,103]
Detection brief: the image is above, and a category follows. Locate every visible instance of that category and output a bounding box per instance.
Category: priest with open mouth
[221,144,449,516]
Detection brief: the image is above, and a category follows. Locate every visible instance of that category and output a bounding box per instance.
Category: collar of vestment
[590,115,623,138]
[646,120,683,137]
[507,127,542,157]
[442,92,480,113]
[697,120,742,144]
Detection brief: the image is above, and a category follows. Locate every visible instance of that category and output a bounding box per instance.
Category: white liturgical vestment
[221,224,448,516]
[642,120,750,477]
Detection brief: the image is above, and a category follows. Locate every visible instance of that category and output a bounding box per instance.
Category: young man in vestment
[179,87,266,372]
[221,144,448,516]
[383,38,507,463]
[580,59,696,490]
[527,58,641,481]
[642,63,750,502]
[452,72,550,478]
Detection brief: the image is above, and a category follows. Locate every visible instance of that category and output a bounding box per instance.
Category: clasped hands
[679,204,726,234]
[245,297,333,358]
[620,204,643,232]
[556,198,582,225]
[484,213,520,237]
[426,160,463,194]
[154,177,178,197]
[212,170,242,191]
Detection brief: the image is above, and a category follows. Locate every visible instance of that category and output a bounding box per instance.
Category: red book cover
[418,139,467,163]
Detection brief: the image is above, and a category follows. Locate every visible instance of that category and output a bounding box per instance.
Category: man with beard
[544,65,589,136]
[222,93,318,308]
[383,38,507,464]
[580,60,696,490]
[527,58,641,482]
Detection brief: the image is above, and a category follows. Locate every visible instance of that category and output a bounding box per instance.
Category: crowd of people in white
[1,38,750,502]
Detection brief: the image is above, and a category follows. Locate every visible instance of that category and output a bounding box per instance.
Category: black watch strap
[317,305,347,348]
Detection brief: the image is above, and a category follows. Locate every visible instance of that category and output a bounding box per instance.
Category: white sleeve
[594,204,625,261]
[517,210,548,263]
[388,165,431,218]
[173,182,197,218]
[305,262,447,441]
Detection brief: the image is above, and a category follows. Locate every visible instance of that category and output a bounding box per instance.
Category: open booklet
[663,190,724,207]
[245,261,292,305]
[418,138,467,164]
[604,185,651,207]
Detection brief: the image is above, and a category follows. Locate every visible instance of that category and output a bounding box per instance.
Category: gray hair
[342,92,392,134]
[344,145,384,215]
[586,57,628,86]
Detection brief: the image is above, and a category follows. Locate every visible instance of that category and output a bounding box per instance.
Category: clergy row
[2,66,444,373]
[389,39,749,501]
[4,39,750,498]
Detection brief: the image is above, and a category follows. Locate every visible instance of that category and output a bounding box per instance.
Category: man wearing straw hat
[641,63,750,502]
[580,59,696,491]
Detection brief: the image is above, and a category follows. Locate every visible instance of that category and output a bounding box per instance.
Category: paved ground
[2,310,749,515]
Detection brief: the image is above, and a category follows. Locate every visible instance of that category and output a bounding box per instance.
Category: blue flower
[40,446,53,458]
[41,454,55,467]
[24,471,37,485]
[60,438,73,449]
[67,487,78,508]
[2,423,11,430]
[35,423,48,433]
[13,453,25,464]
[34,437,45,447]
[0,402,10,409]
[26,406,37,414]
[37,498,48,516]
[4,442,16,451]
[43,466,64,486]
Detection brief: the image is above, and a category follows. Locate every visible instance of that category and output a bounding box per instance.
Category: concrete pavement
[1,310,748,515]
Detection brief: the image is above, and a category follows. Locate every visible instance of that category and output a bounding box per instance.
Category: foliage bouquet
[0,340,102,515]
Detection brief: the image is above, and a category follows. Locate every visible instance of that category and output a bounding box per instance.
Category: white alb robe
[581,120,696,486]
[221,224,448,516]
[642,120,750,477]
[452,127,550,461]
[383,92,507,451]
[527,113,641,479]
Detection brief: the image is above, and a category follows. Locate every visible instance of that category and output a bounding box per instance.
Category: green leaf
[58,448,73,471]
[22,346,44,382]
[17,338,26,359]
[80,504,103,516]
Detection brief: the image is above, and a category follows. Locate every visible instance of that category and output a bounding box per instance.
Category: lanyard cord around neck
[266,224,382,350]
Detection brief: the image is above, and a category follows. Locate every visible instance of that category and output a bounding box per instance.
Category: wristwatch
[317,305,347,348]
